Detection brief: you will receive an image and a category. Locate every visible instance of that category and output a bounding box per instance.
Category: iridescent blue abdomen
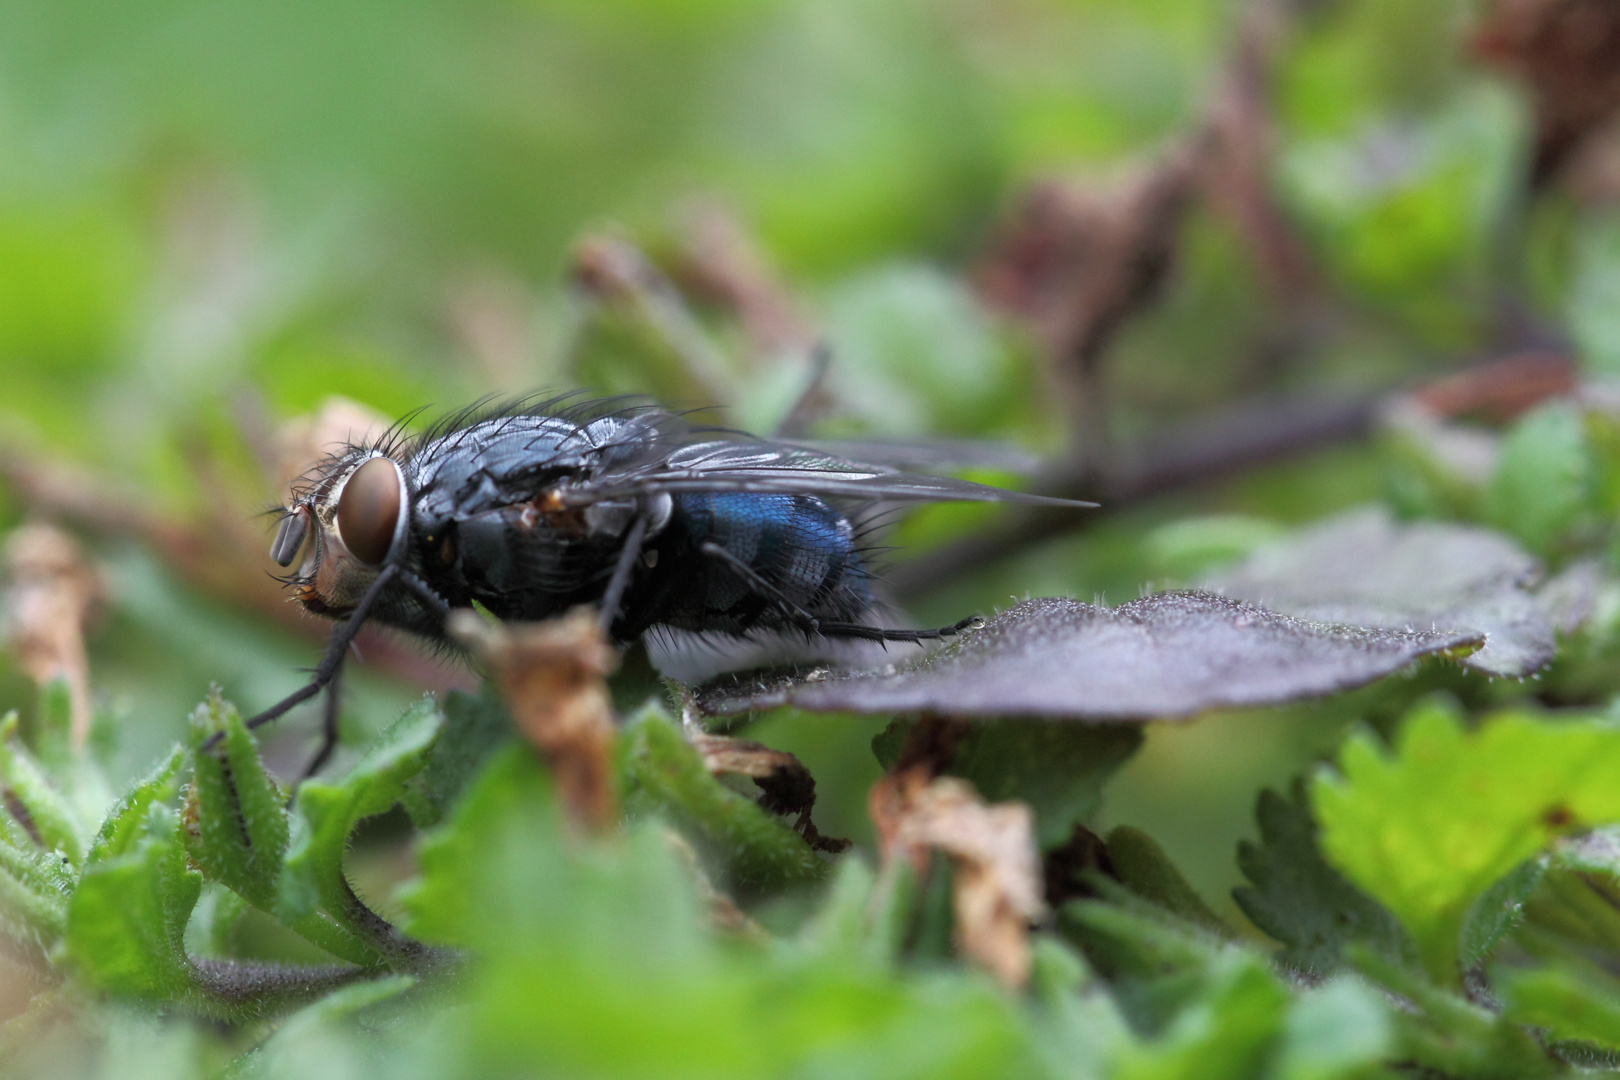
[623,491,873,637]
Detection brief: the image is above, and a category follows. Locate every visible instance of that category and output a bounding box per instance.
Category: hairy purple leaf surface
[1203,508,1554,678]
[695,591,1480,719]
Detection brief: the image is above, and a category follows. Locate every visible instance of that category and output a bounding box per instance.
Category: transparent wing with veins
[554,437,1096,509]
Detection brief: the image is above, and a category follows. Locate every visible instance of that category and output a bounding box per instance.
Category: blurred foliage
[9,0,1620,1076]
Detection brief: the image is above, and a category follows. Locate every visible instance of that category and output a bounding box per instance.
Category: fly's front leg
[201,564,399,760]
[292,568,450,780]
[300,662,344,781]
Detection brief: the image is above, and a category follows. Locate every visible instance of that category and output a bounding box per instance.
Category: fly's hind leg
[697,541,825,633]
[696,541,984,643]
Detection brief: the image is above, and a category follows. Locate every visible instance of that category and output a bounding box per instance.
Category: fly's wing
[779,436,1046,476]
[554,437,1096,508]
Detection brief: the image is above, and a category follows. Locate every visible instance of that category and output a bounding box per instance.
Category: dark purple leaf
[695,591,1481,720]
[1202,508,1554,678]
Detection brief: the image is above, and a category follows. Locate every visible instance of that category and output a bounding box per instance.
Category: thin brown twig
[888,349,1574,598]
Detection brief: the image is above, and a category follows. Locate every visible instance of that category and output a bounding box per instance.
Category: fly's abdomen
[660,492,872,632]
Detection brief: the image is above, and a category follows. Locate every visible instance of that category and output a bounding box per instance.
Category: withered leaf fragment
[1473,0,1620,188]
[2,524,104,752]
[688,732,848,853]
[870,768,1044,989]
[449,608,618,832]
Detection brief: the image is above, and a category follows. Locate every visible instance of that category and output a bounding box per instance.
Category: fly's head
[270,450,411,618]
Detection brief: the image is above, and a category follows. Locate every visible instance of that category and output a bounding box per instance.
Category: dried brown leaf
[274,396,393,492]
[449,608,618,832]
[673,200,815,359]
[688,732,849,854]
[869,768,1043,988]
[2,523,104,750]
[1199,0,1321,304]
[570,233,735,402]
[1473,0,1620,188]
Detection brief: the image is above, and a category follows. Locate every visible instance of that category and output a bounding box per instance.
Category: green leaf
[407,743,1044,1079]
[1233,784,1413,975]
[1028,935,1133,1080]
[822,264,1009,436]
[401,684,514,829]
[0,834,72,948]
[31,676,74,773]
[277,697,440,939]
[1313,700,1620,982]
[1108,952,1290,1080]
[1349,945,1555,1079]
[1569,210,1620,377]
[792,854,919,968]
[1522,827,1620,952]
[1271,977,1393,1080]
[1062,883,1299,1064]
[65,802,201,1003]
[618,703,827,893]
[1482,402,1594,558]
[1107,826,1231,938]
[1459,856,1545,968]
[186,693,289,910]
[1144,515,1287,582]
[0,712,87,866]
[944,721,1143,849]
[1061,889,1224,988]
[244,972,420,1077]
[1499,961,1620,1052]
[87,746,184,863]
[403,743,562,947]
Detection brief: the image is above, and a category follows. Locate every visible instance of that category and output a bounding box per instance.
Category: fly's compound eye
[270,507,311,567]
[336,456,405,567]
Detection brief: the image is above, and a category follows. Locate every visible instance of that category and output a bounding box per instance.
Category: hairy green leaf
[1314,701,1620,982]
[0,712,87,866]
[402,685,513,830]
[1350,946,1555,1079]
[0,835,71,949]
[1499,961,1620,1053]
[1108,952,1290,1080]
[1482,403,1594,559]
[278,697,440,947]
[619,703,827,892]
[406,741,1045,1080]
[1233,784,1412,975]
[65,803,201,1003]
[1106,826,1231,939]
[1271,978,1393,1080]
[87,746,184,864]
[187,694,289,910]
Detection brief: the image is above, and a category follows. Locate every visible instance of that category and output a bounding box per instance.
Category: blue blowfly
[253,396,1094,772]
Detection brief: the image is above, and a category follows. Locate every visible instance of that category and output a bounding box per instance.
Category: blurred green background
[0,0,1575,933]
